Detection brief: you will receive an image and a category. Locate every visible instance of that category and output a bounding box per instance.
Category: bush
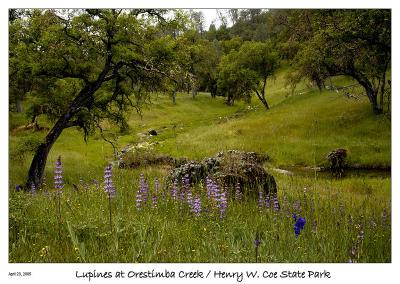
[10,135,43,162]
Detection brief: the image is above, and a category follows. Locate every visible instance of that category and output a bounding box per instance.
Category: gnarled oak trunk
[25,113,70,188]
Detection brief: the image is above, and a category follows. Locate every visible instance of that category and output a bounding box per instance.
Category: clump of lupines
[293,215,306,237]
[54,156,63,194]
[103,164,116,198]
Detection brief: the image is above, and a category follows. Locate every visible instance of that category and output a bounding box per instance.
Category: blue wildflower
[294,217,306,237]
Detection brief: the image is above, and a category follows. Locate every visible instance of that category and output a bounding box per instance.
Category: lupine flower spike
[54,156,63,194]
[219,189,227,219]
[191,195,202,217]
[103,164,116,198]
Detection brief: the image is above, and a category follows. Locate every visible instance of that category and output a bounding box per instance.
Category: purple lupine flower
[265,195,271,208]
[191,195,202,216]
[206,176,220,203]
[178,188,185,206]
[54,156,63,194]
[213,181,220,204]
[219,189,227,219]
[206,176,214,199]
[152,194,158,209]
[294,217,306,237]
[292,213,297,221]
[170,181,178,200]
[186,188,193,207]
[15,185,22,192]
[254,238,261,247]
[103,164,116,198]
[182,174,190,192]
[155,177,165,205]
[136,189,142,211]
[272,195,280,212]
[31,183,36,195]
[258,190,264,210]
[235,182,242,201]
[139,173,148,203]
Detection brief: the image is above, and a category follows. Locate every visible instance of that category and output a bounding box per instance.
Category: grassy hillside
[9,67,391,186]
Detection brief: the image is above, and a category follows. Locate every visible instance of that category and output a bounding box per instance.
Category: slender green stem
[108,194,113,232]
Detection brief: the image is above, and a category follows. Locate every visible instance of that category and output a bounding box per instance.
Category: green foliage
[10,134,44,162]
[217,41,279,107]
[287,10,391,113]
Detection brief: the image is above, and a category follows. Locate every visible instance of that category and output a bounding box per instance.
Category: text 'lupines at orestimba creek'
[75,269,331,282]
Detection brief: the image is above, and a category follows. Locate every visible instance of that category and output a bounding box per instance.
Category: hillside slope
[9,68,391,185]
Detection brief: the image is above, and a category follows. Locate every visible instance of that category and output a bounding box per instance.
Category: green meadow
[9,69,391,263]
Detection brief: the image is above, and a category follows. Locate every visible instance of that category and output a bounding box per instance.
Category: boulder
[166,150,276,196]
[148,129,158,136]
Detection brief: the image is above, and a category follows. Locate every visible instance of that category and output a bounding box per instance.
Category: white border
[1,1,398,283]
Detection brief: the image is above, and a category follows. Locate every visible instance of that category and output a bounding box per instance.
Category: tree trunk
[255,90,270,110]
[25,112,71,188]
[172,91,176,105]
[351,73,382,115]
[16,100,23,113]
[191,87,197,99]
[370,92,382,114]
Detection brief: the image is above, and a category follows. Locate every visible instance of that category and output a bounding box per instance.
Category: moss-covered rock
[166,150,276,196]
